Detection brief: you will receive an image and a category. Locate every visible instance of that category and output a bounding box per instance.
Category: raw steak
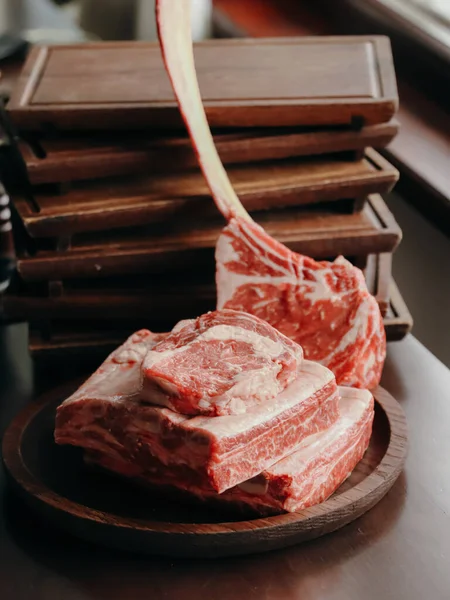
[142,309,303,416]
[216,220,386,389]
[227,386,374,513]
[84,386,374,514]
[155,0,387,390]
[60,328,166,406]
[55,329,339,493]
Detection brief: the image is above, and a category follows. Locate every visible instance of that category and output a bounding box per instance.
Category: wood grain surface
[13,149,399,238]
[1,382,407,558]
[17,121,399,185]
[16,195,402,281]
[7,37,398,131]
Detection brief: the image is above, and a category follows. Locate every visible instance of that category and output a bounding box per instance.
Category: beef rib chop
[155,0,386,389]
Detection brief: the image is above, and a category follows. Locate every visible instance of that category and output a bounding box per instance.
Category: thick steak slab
[55,330,338,493]
[85,387,373,514]
[142,309,303,416]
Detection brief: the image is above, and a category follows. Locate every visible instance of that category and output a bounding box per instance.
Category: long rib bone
[156,0,250,222]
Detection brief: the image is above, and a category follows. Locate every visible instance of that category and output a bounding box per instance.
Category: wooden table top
[0,324,449,599]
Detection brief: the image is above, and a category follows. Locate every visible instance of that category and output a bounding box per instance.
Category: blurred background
[0,0,449,370]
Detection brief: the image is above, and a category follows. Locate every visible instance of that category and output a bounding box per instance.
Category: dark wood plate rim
[2,381,408,538]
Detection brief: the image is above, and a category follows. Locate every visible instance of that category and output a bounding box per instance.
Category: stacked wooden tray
[1,37,412,365]
[7,37,399,130]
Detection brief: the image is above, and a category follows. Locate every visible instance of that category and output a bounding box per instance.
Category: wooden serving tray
[4,283,215,323]
[18,121,399,185]
[16,195,402,282]
[7,37,398,131]
[3,253,392,322]
[1,382,407,558]
[13,150,399,238]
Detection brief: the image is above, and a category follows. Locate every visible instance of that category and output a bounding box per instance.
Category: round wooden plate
[2,382,407,558]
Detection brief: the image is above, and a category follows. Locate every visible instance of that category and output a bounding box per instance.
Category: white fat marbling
[144,324,287,367]
[61,330,158,406]
[267,387,372,476]
[179,360,334,438]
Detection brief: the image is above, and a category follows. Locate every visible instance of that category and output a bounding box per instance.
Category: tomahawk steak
[155,0,387,389]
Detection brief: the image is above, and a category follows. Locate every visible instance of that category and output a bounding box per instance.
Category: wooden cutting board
[7,37,398,131]
[3,253,392,321]
[14,150,399,238]
[16,195,402,282]
[18,121,399,185]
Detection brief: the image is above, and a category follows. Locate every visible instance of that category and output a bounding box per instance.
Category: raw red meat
[84,386,374,515]
[55,330,339,493]
[155,0,386,389]
[60,328,166,407]
[142,309,303,416]
[226,386,374,513]
[216,220,386,388]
